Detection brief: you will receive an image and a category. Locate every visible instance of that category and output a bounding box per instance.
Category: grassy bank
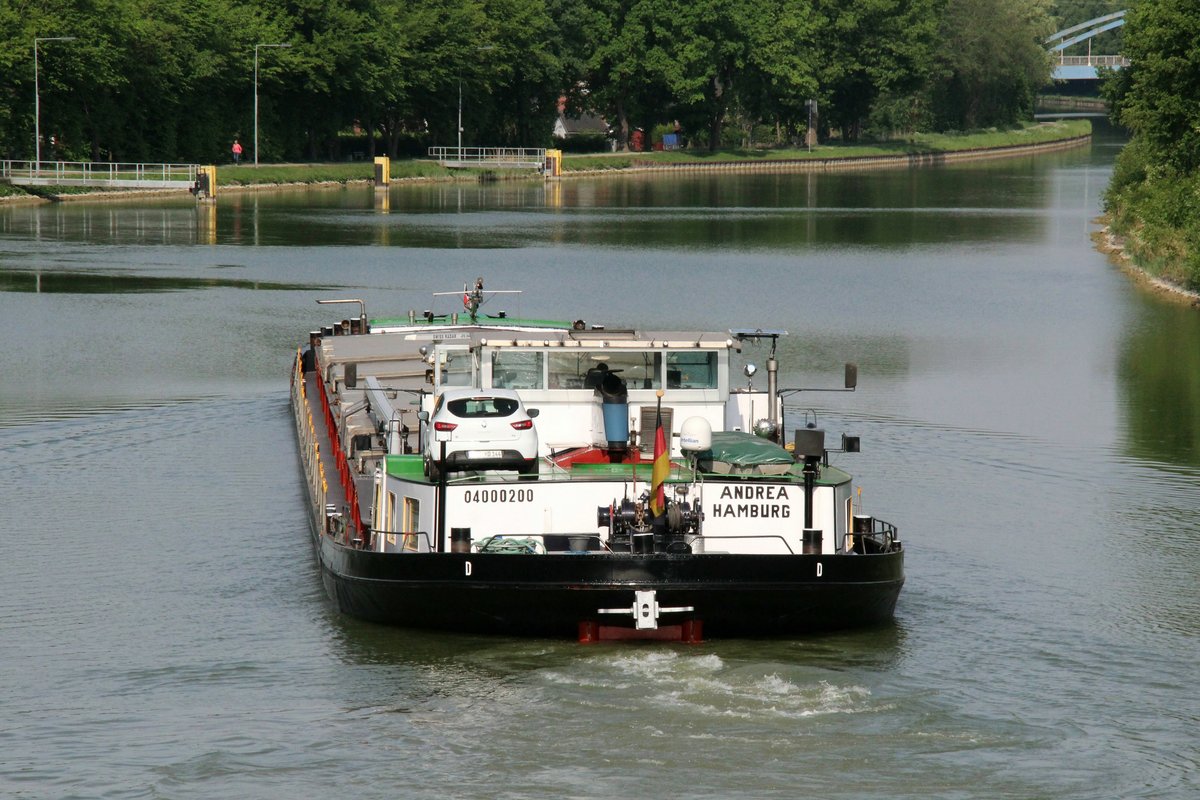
[563,119,1091,171]
[1104,138,1200,293]
[1,120,1090,201]
[219,160,454,186]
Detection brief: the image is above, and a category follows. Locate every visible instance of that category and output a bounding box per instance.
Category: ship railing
[368,528,433,553]
[363,525,900,555]
[292,349,328,533]
[366,530,612,554]
[474,533,610,554]
[695,534,798,554]
[841,517,900,554]
[312,356,365,540]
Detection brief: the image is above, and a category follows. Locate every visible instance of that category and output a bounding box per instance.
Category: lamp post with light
[34,36,76,167]
[254,42,290,166]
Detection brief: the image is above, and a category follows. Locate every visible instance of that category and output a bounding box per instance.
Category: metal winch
[597,494,701,554]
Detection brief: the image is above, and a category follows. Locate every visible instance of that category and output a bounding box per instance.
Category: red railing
[314,358,365,542]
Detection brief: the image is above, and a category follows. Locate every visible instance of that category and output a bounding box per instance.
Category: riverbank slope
[1101,141,1200,302]
[1,119,1089,204]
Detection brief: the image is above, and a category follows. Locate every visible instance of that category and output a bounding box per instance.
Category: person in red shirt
[231,139,243,164]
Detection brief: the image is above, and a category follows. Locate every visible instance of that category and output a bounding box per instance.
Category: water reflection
[1119,295,1200,467]
[0,149,1096,251]
[1111,291,1200,638]
[0,267,324,293]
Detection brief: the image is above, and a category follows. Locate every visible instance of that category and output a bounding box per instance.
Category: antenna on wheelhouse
[730,328,787,443]
[464,276,484,322]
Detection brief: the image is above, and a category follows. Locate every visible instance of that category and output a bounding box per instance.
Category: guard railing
[427,147,546,169]
[0,160,197,187]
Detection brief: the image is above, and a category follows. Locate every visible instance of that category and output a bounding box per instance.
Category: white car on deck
[420,387,539,480]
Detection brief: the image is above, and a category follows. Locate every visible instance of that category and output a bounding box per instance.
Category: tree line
[2,0,1090,164]
[1102,0,1200,290]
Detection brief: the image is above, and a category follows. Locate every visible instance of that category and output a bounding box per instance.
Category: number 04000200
[462,488,533,503]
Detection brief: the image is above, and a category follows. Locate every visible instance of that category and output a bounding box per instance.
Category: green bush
[556,134,611,154]
[1105,138,1200,291]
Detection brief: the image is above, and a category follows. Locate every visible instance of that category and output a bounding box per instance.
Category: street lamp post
[34,36,76,166]
[254,42,291,167]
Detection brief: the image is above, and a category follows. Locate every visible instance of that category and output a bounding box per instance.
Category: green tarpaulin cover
[700,431,794,466]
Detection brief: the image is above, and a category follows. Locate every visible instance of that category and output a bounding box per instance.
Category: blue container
[602,402,629,448]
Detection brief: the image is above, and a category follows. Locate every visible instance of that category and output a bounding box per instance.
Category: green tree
[0,2,39,158]
[929,0,1054,130]
[814,0,939,141]
[483,0,566,146]
[1113,0,1200,173]
[716,0,823,148]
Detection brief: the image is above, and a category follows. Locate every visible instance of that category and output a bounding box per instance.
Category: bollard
[373,156,390,186]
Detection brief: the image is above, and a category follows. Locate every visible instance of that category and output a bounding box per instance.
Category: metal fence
[0,161,198,188]
[427,147,546,169]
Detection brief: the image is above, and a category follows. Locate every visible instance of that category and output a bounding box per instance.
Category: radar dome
[680,416,712,452]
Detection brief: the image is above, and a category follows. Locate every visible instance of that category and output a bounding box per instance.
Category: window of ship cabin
[667,351,718,389]
[548,351,662,390]
[491,350,545,389]
[437,347,474,387]
[403,497,421,551]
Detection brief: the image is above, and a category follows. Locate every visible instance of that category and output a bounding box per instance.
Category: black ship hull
[312,531,903,639]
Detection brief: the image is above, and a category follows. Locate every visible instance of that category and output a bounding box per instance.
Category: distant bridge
[1047,11,1129,81]
[0,161,198,189]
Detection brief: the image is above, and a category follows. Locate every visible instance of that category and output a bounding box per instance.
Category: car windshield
[446,396,520,418]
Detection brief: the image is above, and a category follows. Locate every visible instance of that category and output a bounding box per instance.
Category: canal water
[2,122,1197,798]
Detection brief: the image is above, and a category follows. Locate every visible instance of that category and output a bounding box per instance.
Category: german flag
[649,391,668,516]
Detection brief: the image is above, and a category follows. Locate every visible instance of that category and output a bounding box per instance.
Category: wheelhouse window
[491,351,544,389]
[548,351,662,390]
[438,347,474,387]
[667,351,718,389]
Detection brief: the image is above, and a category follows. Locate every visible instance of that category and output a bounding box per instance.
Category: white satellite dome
[680,416,712,452]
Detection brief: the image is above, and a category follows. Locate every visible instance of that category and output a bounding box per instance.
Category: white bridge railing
[427,147,547,169]
[1055,55,1129,68]
[0,161,198,188]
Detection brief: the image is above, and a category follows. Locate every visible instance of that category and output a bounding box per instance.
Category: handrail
[1055,55,1129,67]
[842,517,900,554]
[427,146,546,168]
[312,355,365,541]
[292,350,328,537]
[697,533,797,555]
[356,525,902,556]
[0,160,197,186]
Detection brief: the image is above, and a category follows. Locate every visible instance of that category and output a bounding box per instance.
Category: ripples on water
[2,144,1198,798]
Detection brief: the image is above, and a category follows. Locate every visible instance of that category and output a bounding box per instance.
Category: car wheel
[426,459,442,482]
[518,460,538,476]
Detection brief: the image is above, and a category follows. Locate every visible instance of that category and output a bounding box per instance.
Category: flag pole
[650,389,668,517]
